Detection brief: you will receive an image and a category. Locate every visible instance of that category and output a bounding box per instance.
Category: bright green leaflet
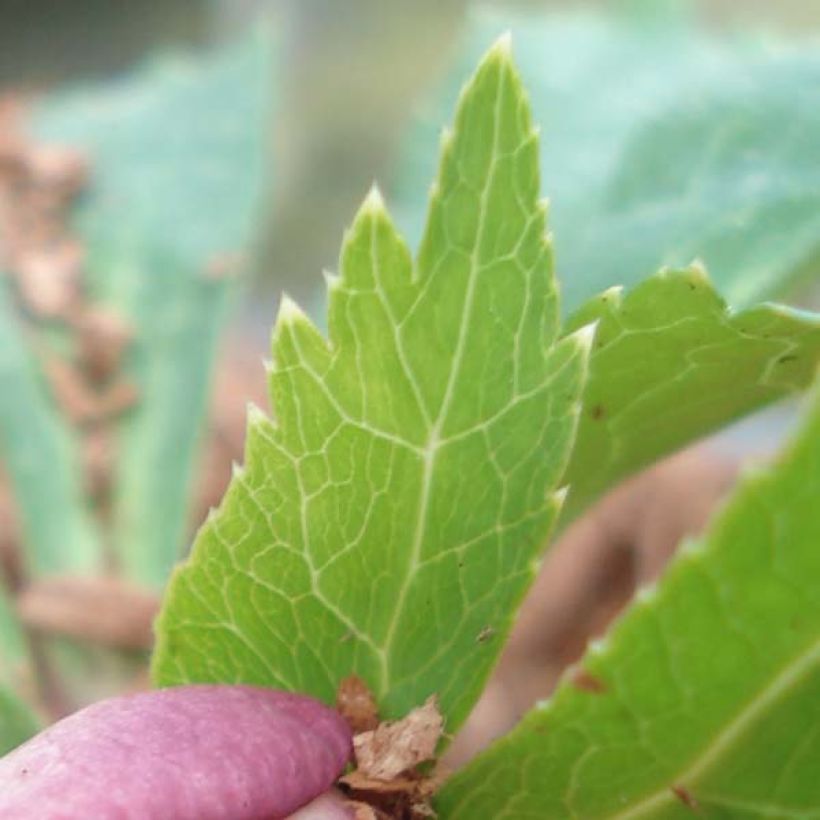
[35,29,275,588]
[393,11,820,314]
[0,586,39,754]
[560,267,820,523]
[153,40,589,731]
[438,384,820,819]
[0,280,101,575]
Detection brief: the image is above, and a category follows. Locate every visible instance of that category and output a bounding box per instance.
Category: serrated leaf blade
[437,385,820,818]
[561,267,820,522]
[152,41,589,732]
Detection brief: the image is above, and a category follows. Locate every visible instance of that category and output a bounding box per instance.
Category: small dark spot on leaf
[590,404,605,421]
[777,354,798,365]
[671,785,699,810]
[339,631,355,643]
[570,668,607,694]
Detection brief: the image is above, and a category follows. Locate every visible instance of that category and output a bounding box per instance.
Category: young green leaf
[437,384,820,818]
[153,39,590,733]
[35,30,275,588]
[0,283,101,575]
[561,266,820,523]
[394,11,820,313]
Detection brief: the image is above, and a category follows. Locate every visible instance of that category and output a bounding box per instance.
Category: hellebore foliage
[152,33,820,817]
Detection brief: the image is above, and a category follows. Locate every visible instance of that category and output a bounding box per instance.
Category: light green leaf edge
[0,281,102,576]
[35,28,276,588]
[152,39,590,733]
[437,383,820,818]
[393,10,820,315]
[561,265,820,523]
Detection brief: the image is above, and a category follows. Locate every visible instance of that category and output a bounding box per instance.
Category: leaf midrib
[378,61,508,694]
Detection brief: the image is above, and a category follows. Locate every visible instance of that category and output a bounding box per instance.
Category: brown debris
[0,476,23,588]
[337,675,380,734]
[43,353,102,425]
[0,100,89,320]
[569,667,607,694]
[43,354,138,427]
[96,379,139,419]
[353,696,443,782]
[336,694,445,819]
[671,785,699,810]
[341,769,443,820]
[81,427,116,501]
[347,802,385,820]
[73,306,133,382]
[14,239,84,318]
[16,575,159,651]
[475,626,495,643]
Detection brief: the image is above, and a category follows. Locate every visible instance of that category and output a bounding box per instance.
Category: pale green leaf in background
[561,266,820,522]
[153,40,589,733]
[393,10,820,314]
[34,29,275,588]
[0,281,101,576]
[438,384,820,819]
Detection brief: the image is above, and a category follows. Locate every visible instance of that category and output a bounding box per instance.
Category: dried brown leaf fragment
[353,695,443,782]
[333,681,445,818]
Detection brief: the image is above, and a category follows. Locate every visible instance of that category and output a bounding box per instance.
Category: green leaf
[393,11,820,314]
[0,281,102,575]
[0,584,39,754]
[152,40,589,732]
[561,266,820,523]
[0,688,38,757]
[437,384,820,818]
[35,29,276,588]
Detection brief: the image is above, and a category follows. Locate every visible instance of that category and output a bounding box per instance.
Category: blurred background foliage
[2,0,819,309]
[0,0,818,751]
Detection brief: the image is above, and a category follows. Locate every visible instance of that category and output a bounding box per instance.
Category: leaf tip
[600,284,623,306]
[490,30,514,60]
[566,320,598,354]
[362,183,387,214]
[687,258,710,281]
[276,293,307,327]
